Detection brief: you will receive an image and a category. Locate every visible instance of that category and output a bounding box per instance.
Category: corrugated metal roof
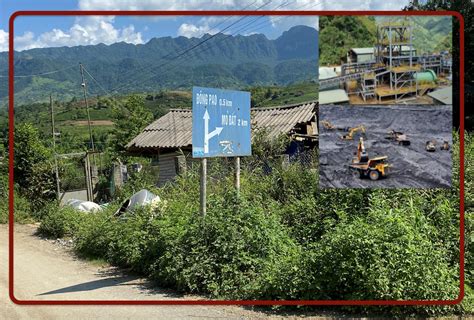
[127,102,317,151]
[428,86,452,105]
[319,89,349,105]
[351,47,375,55]
[351,46,415,55]
[252,101,316,138]
[319,67,338,80]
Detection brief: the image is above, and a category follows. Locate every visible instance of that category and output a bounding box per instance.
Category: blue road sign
[192,86,251,158]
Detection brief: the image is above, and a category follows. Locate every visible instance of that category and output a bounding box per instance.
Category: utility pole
[50,94,61,201]
[79,62,95,152]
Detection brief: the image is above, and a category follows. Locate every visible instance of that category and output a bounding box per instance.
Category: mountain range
[0,25,318,105]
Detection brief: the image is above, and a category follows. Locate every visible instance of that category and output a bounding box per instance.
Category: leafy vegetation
[27,131,473,316]
[111,95,153,151]
[319,16,377,65]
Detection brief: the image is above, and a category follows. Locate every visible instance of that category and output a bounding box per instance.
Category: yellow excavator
[341,125,366,140]
[349,137,390,180]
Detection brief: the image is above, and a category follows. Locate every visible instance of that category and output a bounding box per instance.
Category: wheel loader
[349,137,390,181]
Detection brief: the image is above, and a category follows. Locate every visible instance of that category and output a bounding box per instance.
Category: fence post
[84,153,93,202]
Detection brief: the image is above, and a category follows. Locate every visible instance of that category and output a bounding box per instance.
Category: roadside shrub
[0,189,32,224]
[298,190,459,315]
[153,190,297,299]
[73,205,118,259]
[0,174,33,224]
[105,206,161,274]
[38,203,84,238]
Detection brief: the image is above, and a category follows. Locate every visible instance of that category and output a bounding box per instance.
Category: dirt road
[1,224,302,320]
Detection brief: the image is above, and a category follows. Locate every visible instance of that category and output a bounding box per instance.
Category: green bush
[38,204,85,238]
[152,190,297,299]
[105,206,161,274]
[0,189,33,224]
[73,205,119,259]
[0,168,33,224]
[300,190,459,312]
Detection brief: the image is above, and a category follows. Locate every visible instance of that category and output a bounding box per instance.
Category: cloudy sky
[0,0,411,52]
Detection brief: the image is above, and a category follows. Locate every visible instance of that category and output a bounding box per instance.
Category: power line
[0,64,76,78]
[82,66,113,97]
[153,1,321,79]
[109,1,274,94]
[73,0,320,104]
[100,1,260,93]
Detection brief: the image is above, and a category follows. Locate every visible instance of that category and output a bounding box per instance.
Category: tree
[405,0,474,130]
[112,95,153,151]
[14,123,56,204]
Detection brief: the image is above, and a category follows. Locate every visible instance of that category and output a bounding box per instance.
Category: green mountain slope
[0,26,318,106]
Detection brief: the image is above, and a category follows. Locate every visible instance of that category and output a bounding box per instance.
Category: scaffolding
[319,18,451,104]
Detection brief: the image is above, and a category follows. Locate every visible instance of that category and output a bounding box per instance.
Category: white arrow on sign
[203,109,223,154]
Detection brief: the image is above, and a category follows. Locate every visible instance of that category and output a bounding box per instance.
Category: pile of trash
[64,189,161,216]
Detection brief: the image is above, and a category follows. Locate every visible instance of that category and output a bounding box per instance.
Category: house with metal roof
[127,101,318,186]
[347,47,376,63]
[347,46,416,64]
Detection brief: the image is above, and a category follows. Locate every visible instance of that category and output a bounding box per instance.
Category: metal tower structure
[375,18,421,102]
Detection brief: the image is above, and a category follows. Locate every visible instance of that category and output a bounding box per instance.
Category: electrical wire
[0,64,76,78]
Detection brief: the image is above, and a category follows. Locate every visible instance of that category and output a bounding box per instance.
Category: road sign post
[192,87,251,215]
[235,157,240,195]
[200,158,207,216]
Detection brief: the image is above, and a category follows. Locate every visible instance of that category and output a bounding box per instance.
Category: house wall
[157,152,179,186]
[356,53,374,63]
[157,150,197,186]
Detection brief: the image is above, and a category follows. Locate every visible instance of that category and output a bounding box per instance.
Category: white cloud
[2,0,413,52]
[0,29,9,52]
[12,16,143,51]
[178,23,213,38]
[87,0,406,39]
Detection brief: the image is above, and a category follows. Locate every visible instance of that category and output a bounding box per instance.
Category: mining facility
[319,19,452,104]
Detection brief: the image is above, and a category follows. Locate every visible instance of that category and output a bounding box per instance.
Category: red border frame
[8,10,465,306]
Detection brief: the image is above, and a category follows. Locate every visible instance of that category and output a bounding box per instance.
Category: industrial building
[127,102,318,186]
[319,19,452,104]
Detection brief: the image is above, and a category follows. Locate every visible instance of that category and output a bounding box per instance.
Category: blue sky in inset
[0,0,410,51]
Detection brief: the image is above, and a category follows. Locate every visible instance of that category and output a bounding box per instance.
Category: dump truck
[426,140,436,152]
[440,141,450,151]
[385,130,411,146]
[349,137,390,181]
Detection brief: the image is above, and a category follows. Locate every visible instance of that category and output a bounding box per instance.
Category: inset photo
[319,104,452,188]
[318,16,452,105]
